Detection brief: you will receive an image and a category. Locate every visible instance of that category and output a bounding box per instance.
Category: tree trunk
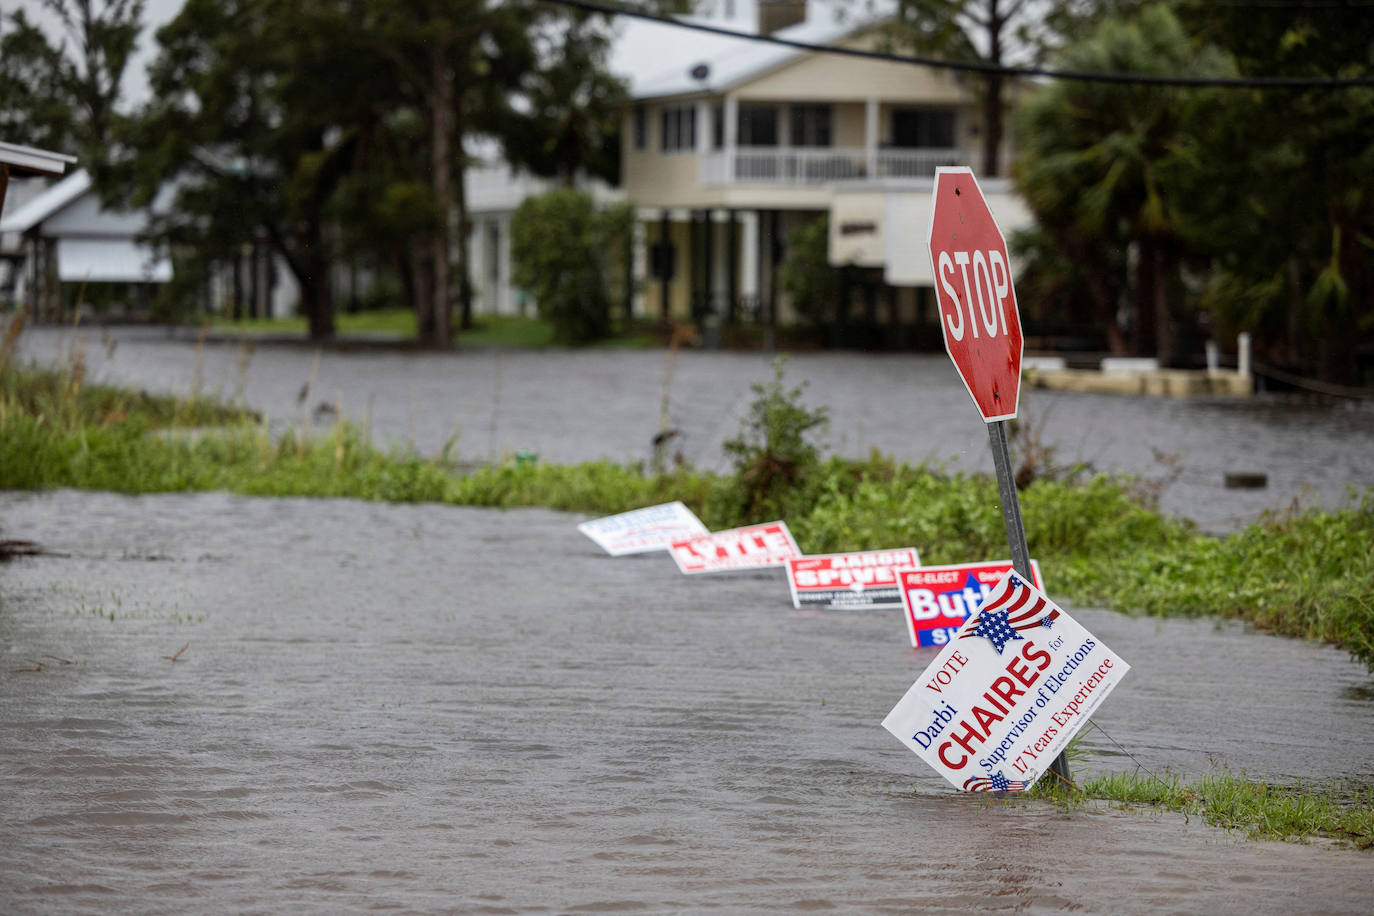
[981,73,1004,178]
[426,37,455,348]
[453,116,475,332]
[267,220,334,341]
[1131,239,1155,356]
[1152,242,1175,367]
[299,224,335,342]
[980,1,1006,177]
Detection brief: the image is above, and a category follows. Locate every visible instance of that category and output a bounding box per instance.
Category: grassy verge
[1,355,1372,672]
[1028,769,1374,848]
[204,311,661,349]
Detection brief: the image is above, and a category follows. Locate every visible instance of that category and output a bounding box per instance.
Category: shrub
[510,189,634,344]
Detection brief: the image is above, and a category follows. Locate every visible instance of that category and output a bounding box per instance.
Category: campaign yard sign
[578,501,709,556]
[670,521,802,574]
[883,571,1128,792]
[786,548,921,609]
[898,560,1044,648]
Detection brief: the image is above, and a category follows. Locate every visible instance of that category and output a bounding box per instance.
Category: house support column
[723,95,738,185]
[659,209,672,323]
[865,97,880,178]
[702,209,715,324]
[726,209,738,324]
[766,210,781,351]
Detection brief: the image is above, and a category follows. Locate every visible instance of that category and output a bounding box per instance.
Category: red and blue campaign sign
[786,548,921,609]
[670,521,802,574]
[577,501,709,556]
[898,561,1043,648]
[883,571,1129,792]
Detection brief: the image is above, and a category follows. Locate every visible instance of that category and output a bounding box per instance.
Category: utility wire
[544,0,1374,89]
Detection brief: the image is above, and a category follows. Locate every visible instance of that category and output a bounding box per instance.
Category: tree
[0,10,75,152]
[38,0,144,154]
[498,13,627,187]
[881,1,1151,178]
[1014,4,1231,362]
[115,0,349,339]
[1170,1,1374,384]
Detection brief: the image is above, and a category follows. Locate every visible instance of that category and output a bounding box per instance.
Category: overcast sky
[12,0,186,109]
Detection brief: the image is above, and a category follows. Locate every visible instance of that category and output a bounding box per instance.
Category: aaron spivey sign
[786,548,921,609]
[883,571,1128,792]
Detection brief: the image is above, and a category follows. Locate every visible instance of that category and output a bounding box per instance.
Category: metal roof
[613,3,891,100]
[0,169,92,234]
[56,237,172,284]
[0,140,77,177]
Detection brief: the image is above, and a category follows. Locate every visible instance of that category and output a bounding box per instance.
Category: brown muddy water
[2,490,1373,914]
[11,325,1374,531]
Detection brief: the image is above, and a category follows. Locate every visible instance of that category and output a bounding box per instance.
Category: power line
[544,0,1374,89]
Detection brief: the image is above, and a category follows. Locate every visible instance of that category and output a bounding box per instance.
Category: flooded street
[11,325,1374,531]
[2,491,1373,913]
[3,327,1374,911]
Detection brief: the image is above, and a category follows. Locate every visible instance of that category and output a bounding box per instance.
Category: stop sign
[927,167,1023,422]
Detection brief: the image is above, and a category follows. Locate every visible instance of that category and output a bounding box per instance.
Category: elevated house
[618,0,1033,344]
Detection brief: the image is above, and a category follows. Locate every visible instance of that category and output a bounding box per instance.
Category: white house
[617,0,1034,337]
[0,169,172,317]
[0,140,76,309]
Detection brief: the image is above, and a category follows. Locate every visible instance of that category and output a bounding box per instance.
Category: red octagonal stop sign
[927,167,1023,423]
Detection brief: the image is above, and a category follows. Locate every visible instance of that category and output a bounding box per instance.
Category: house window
[737,104,778,146]
[633,105,647,150]
[789,104,832,147]
[890,108,957,148]
[660,104,697,153]
[712,104,723,149]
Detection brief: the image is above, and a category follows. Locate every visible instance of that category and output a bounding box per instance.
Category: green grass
[1031,769,1374,848]
[205,311,658,349]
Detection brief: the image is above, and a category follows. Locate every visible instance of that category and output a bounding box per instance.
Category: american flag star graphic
[972,607,1023,654]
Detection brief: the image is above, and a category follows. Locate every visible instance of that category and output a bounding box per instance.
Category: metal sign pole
[988,419,1071,786]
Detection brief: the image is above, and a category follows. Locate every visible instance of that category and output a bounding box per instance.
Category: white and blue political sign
[882,571,1129,793]
[577,501,709,556]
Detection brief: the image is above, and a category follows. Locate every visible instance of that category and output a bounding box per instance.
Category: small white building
[0,168,171,317]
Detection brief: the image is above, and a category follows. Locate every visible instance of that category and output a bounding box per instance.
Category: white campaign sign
[577,501,709,556]
[883,571,1129,792]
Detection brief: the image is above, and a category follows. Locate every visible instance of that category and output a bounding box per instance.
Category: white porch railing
[699,147,968,186]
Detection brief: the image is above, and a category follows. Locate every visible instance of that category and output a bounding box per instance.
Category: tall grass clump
[709,357,830,524]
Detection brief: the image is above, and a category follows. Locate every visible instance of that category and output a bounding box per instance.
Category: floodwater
[3,326,1374,911]
[11,325,1374,531]
[2,491,1373,913]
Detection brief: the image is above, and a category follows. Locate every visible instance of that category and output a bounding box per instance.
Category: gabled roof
[613,3,892,101]
[0,140,77,178]
[0,169,92,234]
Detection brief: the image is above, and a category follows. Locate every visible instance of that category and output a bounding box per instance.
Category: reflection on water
[12,326,1374,531]
[2,491,1371,913]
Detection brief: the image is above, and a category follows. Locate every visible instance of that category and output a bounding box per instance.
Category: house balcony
[699,147,969,186]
